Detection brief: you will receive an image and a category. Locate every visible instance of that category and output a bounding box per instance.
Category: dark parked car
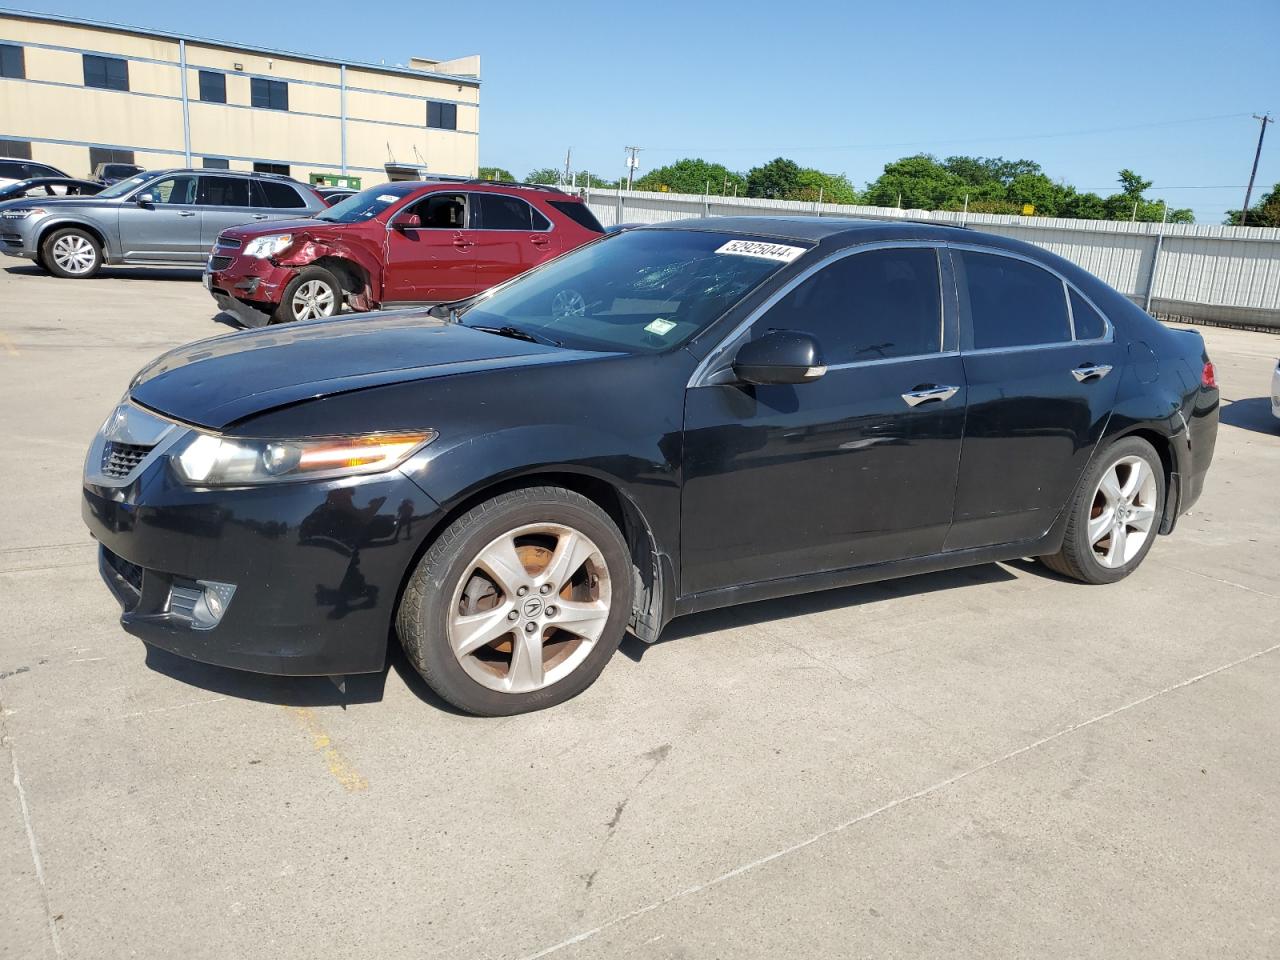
[314,186,358,206]
[0,177,104,201]
[204,180,605,325]
[91,162,145,185]
[0,168,325,277]
[83,218,1218,715]
[0,159,69,189]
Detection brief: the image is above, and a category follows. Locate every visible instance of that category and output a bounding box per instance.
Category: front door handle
[453,233,473,250]
[177,210,196,218]
[530,234,550,246]
[1071,363,1113,383]
[252,214,269,220]
[901,385,959,407]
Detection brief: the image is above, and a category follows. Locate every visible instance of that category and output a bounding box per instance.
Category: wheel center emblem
[522,597,544,619]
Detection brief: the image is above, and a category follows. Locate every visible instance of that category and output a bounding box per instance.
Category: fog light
[167,580,237,630]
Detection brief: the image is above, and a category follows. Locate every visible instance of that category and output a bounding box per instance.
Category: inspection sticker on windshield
[645,317,677,336]
[715,239,806,262]
[377,194,399,202]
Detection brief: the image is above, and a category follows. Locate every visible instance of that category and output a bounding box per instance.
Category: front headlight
[242,233,294,259]
[171,429,436,486]
[0,207,46,220]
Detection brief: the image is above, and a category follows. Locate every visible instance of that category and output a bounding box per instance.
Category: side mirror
[393,213,421,230]
[732,330,826,385]
[135,192,155,207]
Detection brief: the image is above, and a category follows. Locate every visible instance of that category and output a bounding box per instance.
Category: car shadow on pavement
[619,562,1020,662]
[3,264,202,282]
[1219,397,1277,435]
[142,636,472,715]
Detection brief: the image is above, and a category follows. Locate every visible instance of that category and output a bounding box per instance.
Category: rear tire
[1041,436,1165,584]
[271,266,341,323]
[41,228,102,278]
[397,486,633,716]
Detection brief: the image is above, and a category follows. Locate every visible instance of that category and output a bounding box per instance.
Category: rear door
[116,173,202,261]
[943,246,1125,550]
[471,192,559,290]
[197,176,263,250]
[381,191,478,303]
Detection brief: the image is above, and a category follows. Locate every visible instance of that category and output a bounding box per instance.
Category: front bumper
[206,252,298,328]
[84,447,442,676]
[0,218,38,257]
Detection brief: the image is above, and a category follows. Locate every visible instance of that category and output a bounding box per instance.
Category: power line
[643,112,1258,155]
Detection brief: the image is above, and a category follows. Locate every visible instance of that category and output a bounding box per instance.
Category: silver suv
[0,169,325,278]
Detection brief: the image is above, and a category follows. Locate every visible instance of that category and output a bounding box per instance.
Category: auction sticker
[715,239,806,263]
[645,317,677,336]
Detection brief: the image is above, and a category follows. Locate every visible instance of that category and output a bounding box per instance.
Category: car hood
[0,196,121,212]
[219,217,330,241]
[129,310,607,430]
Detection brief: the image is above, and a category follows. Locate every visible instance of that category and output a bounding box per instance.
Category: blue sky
[24,0,1280,222]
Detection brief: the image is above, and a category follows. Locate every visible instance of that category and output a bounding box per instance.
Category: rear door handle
[1071,363,1113,382]
[530,234,550,246]
[252,214,269,220]
[901,385,959,407]
[177,210,196,218]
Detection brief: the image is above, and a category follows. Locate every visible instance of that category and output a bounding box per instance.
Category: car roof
[642,215,980,243]
[137,168,301,182]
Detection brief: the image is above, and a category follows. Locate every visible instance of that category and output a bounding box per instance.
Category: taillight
[1201,361,1217,389]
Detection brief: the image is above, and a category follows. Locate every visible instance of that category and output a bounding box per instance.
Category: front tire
[41,228,102,278]
[272,266,341,323]
[1041,436,1165,584]
[397,486,633,716]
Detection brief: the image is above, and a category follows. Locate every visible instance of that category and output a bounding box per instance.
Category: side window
[196,176,249,207]
[960,251,1071,349]
[1069,289,1107,340]
[758,247,943,364]
[149,176,197,204]
[427,101,458,130]
[417,193,468,229]
[198,70,226,103]
[252,180,308,209]
[531,207,552,231]
[250,78,288,111]
[83,54,129,91]
[477,193,534,230]
[0,43,24,79]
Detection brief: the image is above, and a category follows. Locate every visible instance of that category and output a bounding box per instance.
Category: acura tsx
[82,218,1219,715]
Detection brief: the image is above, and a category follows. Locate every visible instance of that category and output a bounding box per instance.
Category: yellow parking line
[289,707,368,792]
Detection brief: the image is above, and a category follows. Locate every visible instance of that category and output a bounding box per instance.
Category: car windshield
[316,183,419,223]
[460,229,806,354]
[96,173,158,199]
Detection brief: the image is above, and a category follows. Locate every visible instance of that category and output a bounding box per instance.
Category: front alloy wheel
[290,279,336,321]
[397,486,633,715]
[42,228,102,278]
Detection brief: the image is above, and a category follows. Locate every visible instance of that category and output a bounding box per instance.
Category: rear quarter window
[960,251,1071,349]
[548,200,604,233]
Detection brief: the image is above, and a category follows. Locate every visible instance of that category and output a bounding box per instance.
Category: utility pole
[1241,113,1273,225]
[624,146,642,191]
[563,148,572,187]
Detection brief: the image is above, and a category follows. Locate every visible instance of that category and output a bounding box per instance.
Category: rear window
[960,251,1071,350]
[477,193,535,230]
[254,179,308,209]
[548,200,604,234]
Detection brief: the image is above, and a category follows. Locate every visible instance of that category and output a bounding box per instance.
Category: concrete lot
[1,260,1278,960]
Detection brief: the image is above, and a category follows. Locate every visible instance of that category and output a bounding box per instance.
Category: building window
[250,78,288,111]
[83,54,129,91]
[0,139,32,160]
[202,157,230,169]
[198,70,226,103]
[89,147,136,169]
[253,161,290,176]
[0,43,24,79]
[427,101,457,130]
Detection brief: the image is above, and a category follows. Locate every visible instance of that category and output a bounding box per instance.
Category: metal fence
[582,188,1280,329]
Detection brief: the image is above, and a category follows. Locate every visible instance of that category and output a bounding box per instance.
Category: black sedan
[82,218,1219,715]
[0,177,104,201]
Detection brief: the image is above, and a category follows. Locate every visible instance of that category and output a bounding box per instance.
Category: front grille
[101,441,151,479]
[208,255,233,271]
[215,235,242,249]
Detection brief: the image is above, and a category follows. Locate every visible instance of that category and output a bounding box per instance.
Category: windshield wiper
[467,324,562,347]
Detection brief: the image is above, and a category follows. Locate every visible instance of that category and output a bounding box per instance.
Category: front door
[381,192,478,304]
[681,244,968,596]
[471,192,561,291]
[116,174,202,261]
[943,247,1126,550]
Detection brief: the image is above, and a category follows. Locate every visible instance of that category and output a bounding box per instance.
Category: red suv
[204,180,605,325]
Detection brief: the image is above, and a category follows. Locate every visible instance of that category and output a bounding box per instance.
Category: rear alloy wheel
[273,266,341,323]
[1041,436,1165,584]
[397,486,632,715]
[41,228,102,278]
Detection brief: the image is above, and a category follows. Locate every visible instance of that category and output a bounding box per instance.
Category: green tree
[863,154,966,210]
[478,166,516,182]
[573,170,618,189]
[1103,169,1193,223]
[635,158,745,195]
[524,167,563,185]
[942,156,1041,187]
[1057,189,1107,220]
[1225,183,1280,226]
[745,157,802,200]
[791,167,860,204]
